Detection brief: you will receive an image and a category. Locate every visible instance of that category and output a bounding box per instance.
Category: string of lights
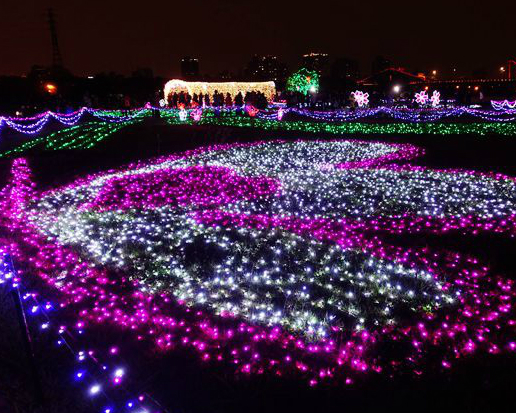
[491,100,516,111]
[165,109,516,136]
[2,140,515,388]
[2,104,516,139]
[0,253,168,413]
[0,120,138,159]
[2,106,516,160]
[0,161,167,413]
[287,107,516,122]
[0,108,148,135]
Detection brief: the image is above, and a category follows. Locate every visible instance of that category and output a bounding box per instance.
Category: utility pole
[47,8,63,68]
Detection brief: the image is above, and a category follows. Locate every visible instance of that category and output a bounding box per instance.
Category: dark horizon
[1,0,515,78]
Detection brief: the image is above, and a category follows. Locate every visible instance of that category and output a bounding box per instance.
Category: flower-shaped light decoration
[3,140,516,386]
[245,104,259,117]
[415,90,429,106]
[178,108,188,121]
[351,90,369,108]
[191,108,203,122]
[430,91,441,107]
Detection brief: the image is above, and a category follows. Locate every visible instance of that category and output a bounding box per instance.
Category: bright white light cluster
[163,141,515,221]
[192,140,397,175]
[227,166,516,220]
[32,208,453,338]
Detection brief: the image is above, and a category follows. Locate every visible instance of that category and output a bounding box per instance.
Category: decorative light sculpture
[163,79,276,105]
[430,91,441,107]
[415,90,429,106]
[351,91,369,108]
[245,104,259,117]
[286,68,319,95]
[191,108,203,122]
[178,108,188,121]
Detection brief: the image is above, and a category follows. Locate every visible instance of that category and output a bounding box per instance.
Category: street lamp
[393,85,401,94]
[44,83,57,95]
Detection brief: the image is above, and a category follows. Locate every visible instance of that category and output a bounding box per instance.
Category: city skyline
[1,0,514,78]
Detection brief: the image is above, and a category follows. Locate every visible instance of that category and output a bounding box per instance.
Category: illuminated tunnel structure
[164,79,276,104]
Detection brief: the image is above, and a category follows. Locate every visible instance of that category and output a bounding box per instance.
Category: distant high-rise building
[331,58,360,80]
[181,57,199,79]
[218,70,235,80]
[302,52,329,74]
[245,55,288,82]
[371,56,392,75]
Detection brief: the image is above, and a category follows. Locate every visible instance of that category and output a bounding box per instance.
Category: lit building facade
[181,57,200,79]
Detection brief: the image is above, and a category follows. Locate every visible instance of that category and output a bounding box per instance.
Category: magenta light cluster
[88,165,279,211]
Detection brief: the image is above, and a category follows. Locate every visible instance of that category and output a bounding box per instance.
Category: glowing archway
[164,79,276,104]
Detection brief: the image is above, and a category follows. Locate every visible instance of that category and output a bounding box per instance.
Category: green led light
[2,107,515,161]
[164,110,516,136]
[286,68,320,95]
[0,120,138,158]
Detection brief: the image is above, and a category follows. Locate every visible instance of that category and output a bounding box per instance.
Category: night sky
[1,0,515,78]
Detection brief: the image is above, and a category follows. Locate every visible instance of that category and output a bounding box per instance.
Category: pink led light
[351,91,369,108]
[85,165,279,212]
[415,90,429,106]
